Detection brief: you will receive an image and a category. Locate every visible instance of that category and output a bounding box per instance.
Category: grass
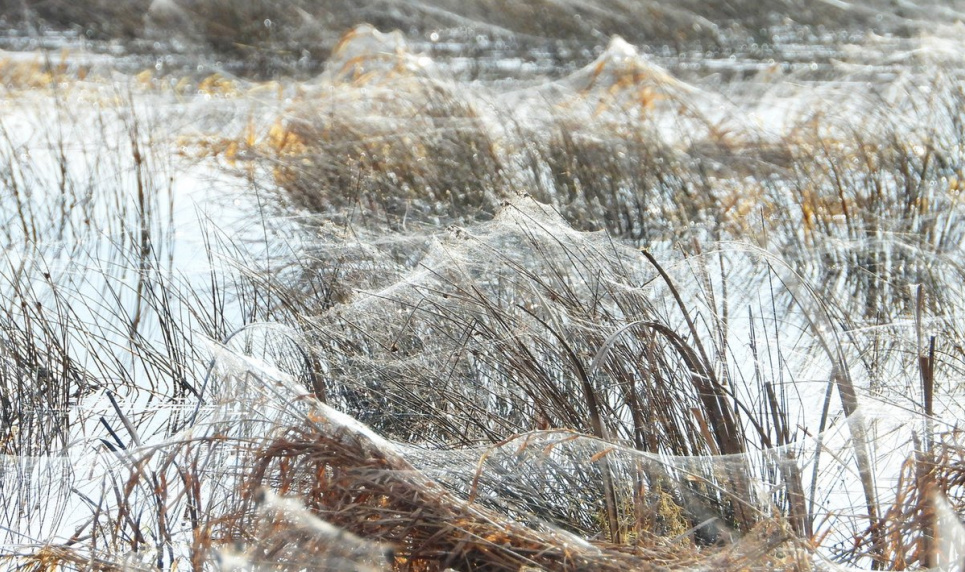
[1,0,953,79]
[3,2,965,571]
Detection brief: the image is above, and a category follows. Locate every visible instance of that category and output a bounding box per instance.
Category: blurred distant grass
[0,0,951,78]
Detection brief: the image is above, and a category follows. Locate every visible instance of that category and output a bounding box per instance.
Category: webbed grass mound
[3,1,965,570]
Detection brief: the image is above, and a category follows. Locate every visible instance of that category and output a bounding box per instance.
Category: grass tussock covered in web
[4,1,965,570]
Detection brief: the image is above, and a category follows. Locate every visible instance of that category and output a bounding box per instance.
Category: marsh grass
[274,79,505,225]
[255,27,965,333]
[1,0,954,79]
[3,4,965,571]
[215,22,965,569]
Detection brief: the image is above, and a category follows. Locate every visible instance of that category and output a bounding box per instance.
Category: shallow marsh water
[2,2,965,570]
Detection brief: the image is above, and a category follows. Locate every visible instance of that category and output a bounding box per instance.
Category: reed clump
[3,3,965,571]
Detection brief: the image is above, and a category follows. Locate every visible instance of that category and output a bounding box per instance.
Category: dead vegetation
[0,0,954,78]
[2,2,965,571]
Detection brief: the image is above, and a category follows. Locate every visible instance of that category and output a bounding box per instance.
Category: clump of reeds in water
[5,5,965,571]
[251,22,965,330]
[221,22,965,570]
